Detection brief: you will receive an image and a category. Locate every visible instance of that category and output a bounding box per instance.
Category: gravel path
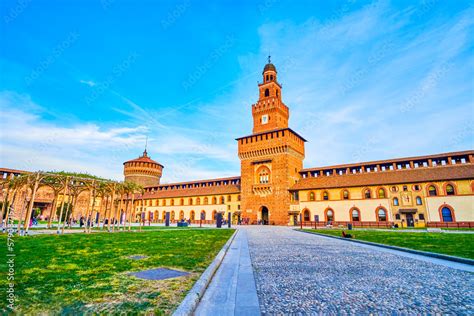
[245,226,474,315]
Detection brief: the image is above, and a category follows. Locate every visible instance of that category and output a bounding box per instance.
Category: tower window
[270,75,273,80]
[265,88,269,97]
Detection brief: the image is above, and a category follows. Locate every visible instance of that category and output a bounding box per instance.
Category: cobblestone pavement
[245,226,474,315]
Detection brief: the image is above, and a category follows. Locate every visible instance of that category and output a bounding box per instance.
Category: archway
[260,206,269,225]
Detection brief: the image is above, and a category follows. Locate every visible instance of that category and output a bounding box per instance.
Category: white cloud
[80,79,97,87]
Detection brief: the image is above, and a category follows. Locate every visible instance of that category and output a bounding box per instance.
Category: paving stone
[245,226,474,315]
[130,268,188,280]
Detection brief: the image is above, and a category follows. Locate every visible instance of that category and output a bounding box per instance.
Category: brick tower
[123,149,163,187]
[237,58,306,225]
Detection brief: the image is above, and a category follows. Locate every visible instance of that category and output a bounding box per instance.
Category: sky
[0,0,473,183]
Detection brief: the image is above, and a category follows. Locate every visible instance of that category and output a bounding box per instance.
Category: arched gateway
[260,206,269,225]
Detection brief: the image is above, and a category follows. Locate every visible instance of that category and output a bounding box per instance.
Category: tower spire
[143,135,148,157]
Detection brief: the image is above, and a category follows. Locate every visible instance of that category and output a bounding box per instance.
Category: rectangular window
[419,214,425,220]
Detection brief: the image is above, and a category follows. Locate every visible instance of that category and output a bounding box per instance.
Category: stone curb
[297,229,474,266]
[173,229,238,316]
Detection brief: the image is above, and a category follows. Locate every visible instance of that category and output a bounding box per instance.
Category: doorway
[260,206,269,225]
[406,213,414,227]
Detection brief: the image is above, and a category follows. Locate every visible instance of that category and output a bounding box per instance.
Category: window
[419,214,425,220]
[171,211,175,220]
[351,209,360,222]
[189,198,193,205]
[416,196,422,205]
[196,197,201,205]
[190,210,195,220]
[322,191,329,200]
[377,208,387,222]
[179,210,184,220]
[428,185,437,196]
[237,195,241,201]
[171,199,175,206]
[326,209,334,222]
[259,167,270,184]
[364,189,371,199]
[446,184,455,196]
[413,184,421,191]
[212,197,217,204]
[343,190,349,200]
[180,198,184,205]
[393,197,399,206]
[220,196,225,204]
[227,195,232,202]
[212,210,217,220]
[309,192,315,201]
[261,114,269,124]
[441,207,453,222]
[204,197,208,204]
[395,214,401,220]
[391,186,398,192]
[378,188,386,198]
[403,185,408,191]
[201,210,206,220]
[264,88,269,97]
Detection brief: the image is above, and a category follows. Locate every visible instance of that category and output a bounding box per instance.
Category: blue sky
[0,0,473,182]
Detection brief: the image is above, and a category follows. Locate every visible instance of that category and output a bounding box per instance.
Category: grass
[304,229,474,259]
[0,229,234,314]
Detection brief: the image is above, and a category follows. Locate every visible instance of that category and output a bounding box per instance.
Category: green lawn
[304,229,474,259]
[0,229,234,314]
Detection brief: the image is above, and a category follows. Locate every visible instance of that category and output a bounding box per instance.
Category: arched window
[343,190,349,200]
[446,184,455,196]
[364,189,371,199]
[190,210,195,221]
[377,208,387,222]
[180,198,184,205]
[309,192,315,201]
[259,167,270,184]
[378,188,386,198]
[266,75,269,81]
[196,197,201,205]
[171,199,175,206]
[227,195,232,202]
[393,197,399,206]
[416,196,422,205]
[325,209,334,223]
[219,196,224,204]
[270,75,273,81]
[303,209,310,221]
[162,211,166,220]
[264,88,269,97]
[322,191,329,201]
[237,195,241,201]
[179,210,184,220]
[441,206,454,222]
[212,196,217,204]
[428,185,437,196]
[171,211,175,220]
[351,208,360,222]
[212,210,217,220]
[189,198,193,205]
[201,210,206,220]
[204,197,209,204]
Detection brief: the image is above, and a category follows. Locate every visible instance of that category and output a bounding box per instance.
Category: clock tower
[252,56,289,133]
[237,58,306,225]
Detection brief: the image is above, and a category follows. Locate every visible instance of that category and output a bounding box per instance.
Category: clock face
[261,114,269,124]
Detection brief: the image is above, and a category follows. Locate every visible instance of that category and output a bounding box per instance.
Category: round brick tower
[123,149,163,187]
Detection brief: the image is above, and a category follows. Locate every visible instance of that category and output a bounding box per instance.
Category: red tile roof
[291,164,474,191]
